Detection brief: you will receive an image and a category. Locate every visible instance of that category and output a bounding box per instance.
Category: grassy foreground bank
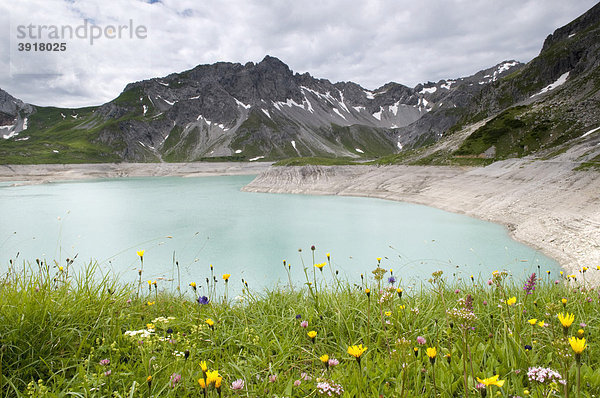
[0,253,599,397]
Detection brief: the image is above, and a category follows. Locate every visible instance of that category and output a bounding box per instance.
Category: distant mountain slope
[1,2,599,165]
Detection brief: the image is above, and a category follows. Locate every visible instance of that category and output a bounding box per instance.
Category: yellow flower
[506,296,517,306]
[476,375,505,388]
[222,273,231,282]
[398,305,406,310]
[146,375,152,383]
[314,262,325,269]
[384,311,392,316]
[198,378,206,388]
[577,329,584,337]
[568,337,587,354]
[206,318,215,327]
[206,370,220,386]
[376,257,382,263]
[562,298,567,305]
[146,323,155,330]
[347,344,367,358]
[320,354,329,363]
[365,288,370,297]
[137,250,145,258]
[307,330,317,339]
[147,280,152,286]
[582,266,588,273]
[528,318,537,325]
[538,321,546,327]
[147,301,155,306]
[557,312,574,328]
[426,347,437,359]
[59,266,64,272]
[190,282,196,288]
[326,253,330,259]
[199,361,208,372]
[215,376,222,389]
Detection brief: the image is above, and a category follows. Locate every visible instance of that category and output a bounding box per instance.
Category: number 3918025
[17,42,67,51]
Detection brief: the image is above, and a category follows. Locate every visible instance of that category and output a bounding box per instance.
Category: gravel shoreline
[243,160,600,284]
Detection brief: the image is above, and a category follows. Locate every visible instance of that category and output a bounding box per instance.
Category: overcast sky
[0,0,597,108]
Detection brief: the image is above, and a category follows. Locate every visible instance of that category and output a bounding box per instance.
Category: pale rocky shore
[243,160,600,284]
[0,162,272,184]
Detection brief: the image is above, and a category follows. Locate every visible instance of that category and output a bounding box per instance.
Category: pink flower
[301,372,311,381]
[99,359,110,366]
[328,358,340,367]
[170,373,181,388]
[294,380,301,387]
[300,320,308,328]
[231,379,244,390]
[416,336,426,345]
[269,374,277,383]
[104,370,112,377]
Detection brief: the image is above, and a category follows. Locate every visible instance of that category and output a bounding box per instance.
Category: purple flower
[416,336,426,345]
[170,373,181,388]
[231,379,244,390]
[197,296,210,305]
[388,276,396,285]
[99,359,110,366]
[295,314,302,319]
[523,273,537,295]
[328,358,339,367]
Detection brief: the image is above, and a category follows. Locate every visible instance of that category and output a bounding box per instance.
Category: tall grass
[0,258,599,397]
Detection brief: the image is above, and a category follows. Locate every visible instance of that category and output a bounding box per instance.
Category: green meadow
[0,250,599,397]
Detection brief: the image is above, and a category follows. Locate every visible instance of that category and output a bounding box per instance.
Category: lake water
[0,175,559,292]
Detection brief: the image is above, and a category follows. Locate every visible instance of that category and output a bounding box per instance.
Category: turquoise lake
[0,175,559,292]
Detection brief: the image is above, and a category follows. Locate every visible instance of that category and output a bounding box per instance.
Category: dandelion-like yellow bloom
[506,296,517,306]
[528,318,537,325]
[562,298,567,305]
[137,250,145,258]
[314,262,325,269]
[147,280,152,286]
[307,330,317,339]
[426,347,437,359]
[59,266,64,272]
[190,282,196,288]
[538,321,546,327]
[582,266,588,273]
[365,288,370,296]
[146,375,152,382]
[398,305,406,310]
[320,354,329,363]
[215,376,222,389]
[347,344,367,358]
[200,361,208,372]
[206,318,215,327]
[577,329,584,337]
[146,323,155,330]
[569,337,587,354]
[198,378,206,388]
[222,273,231,282]
[476,375,505,387]
[326,253,330,259]
[376,257,382,263]
[147,301,155,306]
[206,370,220,386]
[557,312,574,328]
[384,311,392,316]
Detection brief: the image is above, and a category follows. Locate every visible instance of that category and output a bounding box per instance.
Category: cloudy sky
[0,0,597,108]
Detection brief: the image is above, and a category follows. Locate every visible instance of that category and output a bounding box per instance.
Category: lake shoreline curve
[242,161,600,285]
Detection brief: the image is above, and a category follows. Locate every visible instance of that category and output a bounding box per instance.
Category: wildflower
[215,376,222,389]
[568,337,586,355]
[170,373,181,388]
[294,380,301,387]
[268,374,277,383]
[528,318,537,325]
[445,353,451,364]
[197,296,209,305]
[416,336,426,345]
[384,311,392,316]
[314,262,325,269]
[146,375,152,388]
[198,378,206,389]
[347,344,367,363]
[316,380,344,396]
[206,370,220,386]
[426,347,437,364]
[137,250,145,258]
[476,375,505,387]
[524,344,532,351]
[506,296,517,306]
[377,257,381,263]
[396,288,403,298]
[200,361,208,373]
[308,330,317,342]
[326,252,330,259]
[231,379,244,390]
[523,273,537,294]
[413,347,419,357]
[295,314,302,319]
[146,323,155,330]
[538,321,546,327]
[311,245,316,251]
[557,312,574,336]
[527,367,565,385]
[365,288,370,297]
[300,320,308,328]
[147,301,155,306]
[582,266,588,273]
[388,276,396,285]
[470,274,474,281]
[561,298,567,306]
[190,282,197,290]
[328,358,339,368]
[104,370,111,377]
[577,329,584,337]
[206,318,215,328]
[222,273,231,282]
[59,266,64,272]
[320,354,329,363]
[99,359,110,366]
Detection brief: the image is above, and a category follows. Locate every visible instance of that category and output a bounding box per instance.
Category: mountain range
[1,2,599,166]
